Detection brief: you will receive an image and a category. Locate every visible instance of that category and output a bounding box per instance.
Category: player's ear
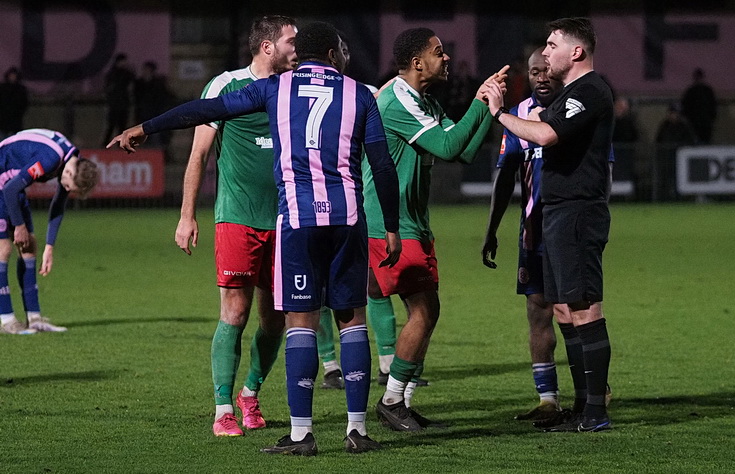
[571,44,584,61]
[328,48,338,67]
[412,56,422,72]
[261,40,273,56]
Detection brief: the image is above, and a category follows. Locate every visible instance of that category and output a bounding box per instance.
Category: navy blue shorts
[274,214,368,312]
[517,248,544,295]
[0,191,33,239]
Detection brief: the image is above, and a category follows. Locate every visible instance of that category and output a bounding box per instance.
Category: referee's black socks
[558,322,588,413]
[577,318,611,418]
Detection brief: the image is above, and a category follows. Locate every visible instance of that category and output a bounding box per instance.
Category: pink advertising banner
[593,15,735,95]
[0,1,170,95]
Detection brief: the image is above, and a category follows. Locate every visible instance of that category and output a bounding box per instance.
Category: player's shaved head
[528,47,545,68]
[294,21,340,64]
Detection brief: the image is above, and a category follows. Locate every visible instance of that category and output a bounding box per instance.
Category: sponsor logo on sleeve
[28,162,45,179]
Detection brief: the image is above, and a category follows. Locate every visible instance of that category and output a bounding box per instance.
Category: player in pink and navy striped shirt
[109,21,400,455]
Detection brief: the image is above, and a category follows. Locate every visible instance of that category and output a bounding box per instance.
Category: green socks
[244,326,283,392]
[367,296,396,356]
[316,306,337,363]
[211,321,243,405]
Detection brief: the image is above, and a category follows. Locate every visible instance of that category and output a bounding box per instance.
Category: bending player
[0,129,98,335]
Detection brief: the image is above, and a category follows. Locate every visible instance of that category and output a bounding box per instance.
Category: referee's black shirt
[540,71,614,204]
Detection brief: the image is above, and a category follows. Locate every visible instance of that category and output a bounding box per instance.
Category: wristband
[493,107,509,121]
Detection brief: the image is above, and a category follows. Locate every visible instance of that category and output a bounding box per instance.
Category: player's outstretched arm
[176,125,216,255]
[40,244,54,276]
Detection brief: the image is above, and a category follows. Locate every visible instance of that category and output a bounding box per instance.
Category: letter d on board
[21,0,116,81]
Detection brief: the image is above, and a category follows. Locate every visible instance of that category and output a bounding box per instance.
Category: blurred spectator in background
[655,103,697,200]
[681,68,717,144]
[0,67,29,139]
[445,60,479,122]
[102,53,135,146]
[504,56,530,111]
[612,96,639,198]
[612,96,638,143]
[134,61,173,147]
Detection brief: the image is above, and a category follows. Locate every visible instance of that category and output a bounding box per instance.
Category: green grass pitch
[1,203,733,473]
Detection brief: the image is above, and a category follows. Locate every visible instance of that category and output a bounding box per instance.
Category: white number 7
[298,85,333,149]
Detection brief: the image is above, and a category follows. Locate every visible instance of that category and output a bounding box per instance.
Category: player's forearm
[364,140,400,232]
[496,113,558,147]
[456,111,493,164]
[418,99,489,161]
[487,167,515,235]
[180,126,215,219]
[2,179,28,226]
[180,160,205,220]
[142,97,230,135]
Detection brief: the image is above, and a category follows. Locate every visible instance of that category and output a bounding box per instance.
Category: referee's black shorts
[542,200,610,304]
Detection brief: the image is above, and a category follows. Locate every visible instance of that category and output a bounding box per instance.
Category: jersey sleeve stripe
[408,122,438,144]
[338,77,358,226]
[516,98,533,150]
[392,79,440,144]
[277,72,300,228]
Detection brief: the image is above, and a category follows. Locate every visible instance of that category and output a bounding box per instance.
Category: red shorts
[215,223,275,289]
[369,238,438,297]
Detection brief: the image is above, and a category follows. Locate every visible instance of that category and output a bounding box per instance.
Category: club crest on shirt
[565,98,585,118]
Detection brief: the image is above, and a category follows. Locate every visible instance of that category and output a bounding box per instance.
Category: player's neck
[249,57,274,79]
[399,72,430,96]
[563,63,594,86]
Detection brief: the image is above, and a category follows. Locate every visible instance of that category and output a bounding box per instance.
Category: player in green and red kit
[363,27,508,430]
[173,15,297,437]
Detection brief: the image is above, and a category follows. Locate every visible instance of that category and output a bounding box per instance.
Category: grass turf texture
[1,204,733,473]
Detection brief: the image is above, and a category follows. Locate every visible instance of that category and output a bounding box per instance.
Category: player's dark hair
[248,15,297,56]
[547,17,597,54]
[392,28,435,70]
[294,21,340,63]
[74,157,100,199]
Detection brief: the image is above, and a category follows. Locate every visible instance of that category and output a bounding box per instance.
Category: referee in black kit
[484,17,614,432]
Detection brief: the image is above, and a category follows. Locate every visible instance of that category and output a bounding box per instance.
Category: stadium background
[1,0,734,207]
[2,3,734,471]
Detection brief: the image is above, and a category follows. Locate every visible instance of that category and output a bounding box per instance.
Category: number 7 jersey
[220,62,389,229]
